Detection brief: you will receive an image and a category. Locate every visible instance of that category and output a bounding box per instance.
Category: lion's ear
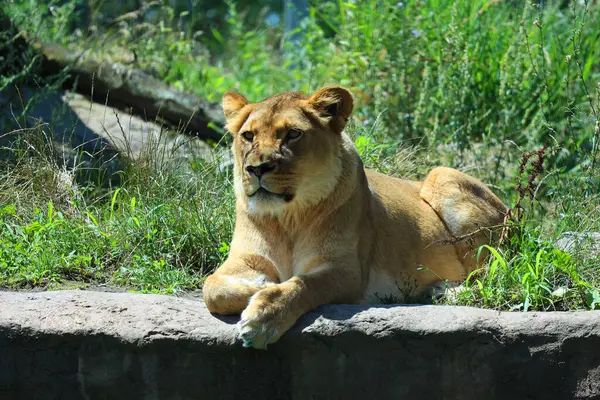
[222,91,249,119]
[308,86,354,133]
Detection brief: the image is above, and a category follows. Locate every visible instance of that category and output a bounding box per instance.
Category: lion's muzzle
[245,161,276,177]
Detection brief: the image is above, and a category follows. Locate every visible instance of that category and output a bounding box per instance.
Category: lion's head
[222,86,354,215]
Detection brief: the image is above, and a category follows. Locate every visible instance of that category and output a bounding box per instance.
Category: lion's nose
[245,162,276,177]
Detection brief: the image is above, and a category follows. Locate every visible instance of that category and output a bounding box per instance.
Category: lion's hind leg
[420,167,508,271]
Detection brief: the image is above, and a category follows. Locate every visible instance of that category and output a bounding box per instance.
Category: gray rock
[0,85,122,185]
[1,290,599,400]
[556,231,600,260]
[1,86,228,187]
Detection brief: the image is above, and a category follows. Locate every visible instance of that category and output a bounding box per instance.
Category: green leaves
[585,289,600,310]
[454,232,600,311]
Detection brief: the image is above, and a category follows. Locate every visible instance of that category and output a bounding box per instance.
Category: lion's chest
[266,234,320,282]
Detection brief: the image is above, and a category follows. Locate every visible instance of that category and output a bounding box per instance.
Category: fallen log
[1,10,225,143]
[38,43,226,143]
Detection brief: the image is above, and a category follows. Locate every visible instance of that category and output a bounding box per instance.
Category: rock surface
[1,290,599,400]
[556,231,600,261]
[0,86,219,159]
[0,86,230,187]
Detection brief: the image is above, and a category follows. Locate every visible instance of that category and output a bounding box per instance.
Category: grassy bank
[1,0,599,310]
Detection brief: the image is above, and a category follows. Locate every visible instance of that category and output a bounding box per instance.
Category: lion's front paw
[236,287,295,350]
[236,314,281,350]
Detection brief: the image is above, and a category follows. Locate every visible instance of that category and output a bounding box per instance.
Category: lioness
[203,86,507,349]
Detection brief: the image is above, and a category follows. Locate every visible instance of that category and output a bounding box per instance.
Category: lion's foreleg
[203,255,279,315]
[236,262,361,349]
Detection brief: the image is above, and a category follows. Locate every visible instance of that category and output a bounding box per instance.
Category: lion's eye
[287,129,304,141]
[241,131,254,142]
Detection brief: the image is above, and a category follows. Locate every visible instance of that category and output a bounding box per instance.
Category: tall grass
[0,122,234,293]
[1,0,599,308]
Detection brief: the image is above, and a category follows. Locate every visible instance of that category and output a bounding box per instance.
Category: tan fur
[203,86,508,349]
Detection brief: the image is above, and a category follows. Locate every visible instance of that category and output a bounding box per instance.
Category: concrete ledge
[1,290,599,399]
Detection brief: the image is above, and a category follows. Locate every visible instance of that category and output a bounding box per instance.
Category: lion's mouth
[249,187,294,202]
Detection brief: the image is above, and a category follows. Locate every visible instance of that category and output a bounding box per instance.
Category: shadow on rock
[0,84,124,188]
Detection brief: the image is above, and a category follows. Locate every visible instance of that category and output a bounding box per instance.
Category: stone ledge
[1,290,599,399]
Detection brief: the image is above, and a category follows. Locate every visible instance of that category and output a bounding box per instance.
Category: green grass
[0,138,234,293]
[1,0,599,308]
